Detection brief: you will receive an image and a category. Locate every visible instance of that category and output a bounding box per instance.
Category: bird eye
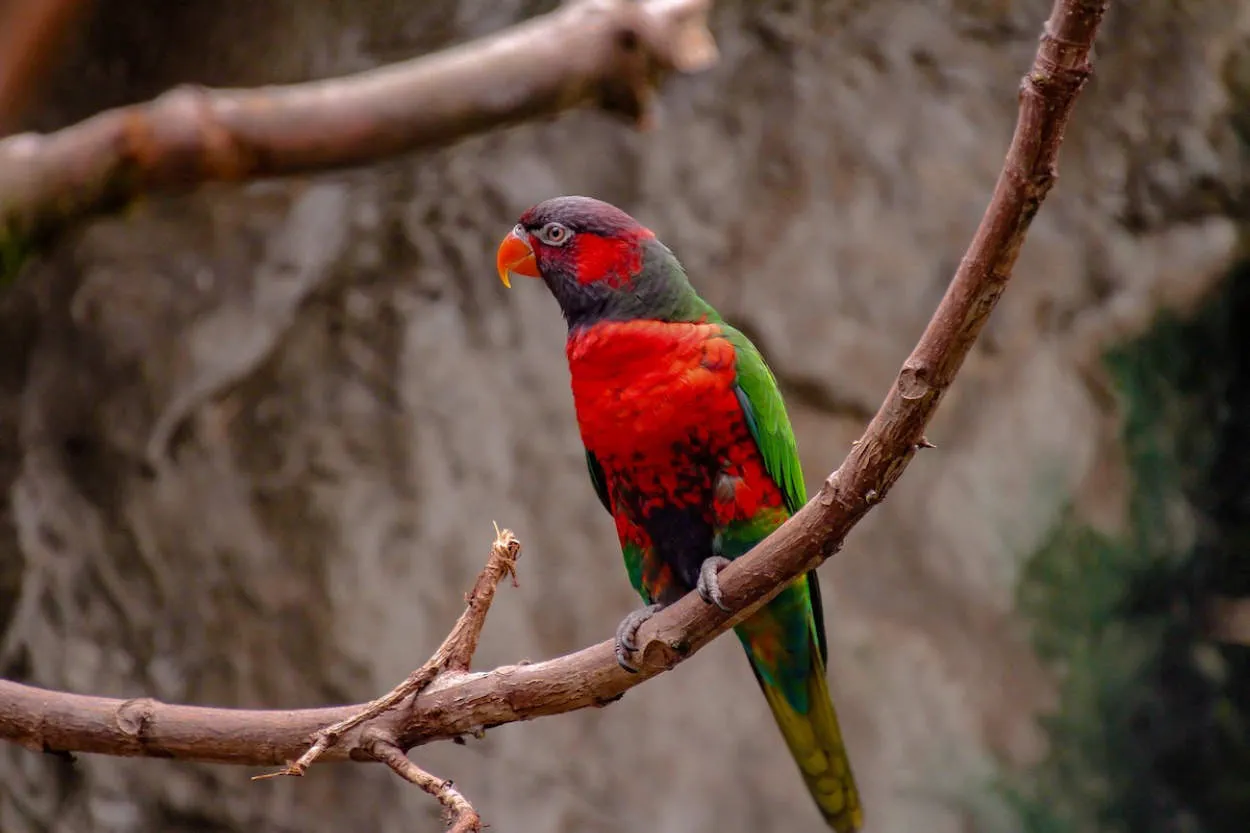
[536,222,572,246]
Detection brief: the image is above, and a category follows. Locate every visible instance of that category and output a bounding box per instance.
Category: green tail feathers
[736,613,863,832]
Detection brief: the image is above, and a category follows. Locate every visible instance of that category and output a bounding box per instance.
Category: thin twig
[0,0,1109,790]
[364,730,482,832]
[254,526,520,779]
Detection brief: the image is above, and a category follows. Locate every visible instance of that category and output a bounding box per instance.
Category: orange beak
[496,229,540,288]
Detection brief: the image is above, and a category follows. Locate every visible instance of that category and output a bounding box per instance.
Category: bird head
[497,196,700,327]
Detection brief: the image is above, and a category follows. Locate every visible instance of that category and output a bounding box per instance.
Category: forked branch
[254,525,520,779]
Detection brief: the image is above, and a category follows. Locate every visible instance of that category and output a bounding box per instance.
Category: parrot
[495,195,862,831]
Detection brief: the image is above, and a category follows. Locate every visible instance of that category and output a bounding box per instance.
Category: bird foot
[614,603,664,673]
[696,556,733,612]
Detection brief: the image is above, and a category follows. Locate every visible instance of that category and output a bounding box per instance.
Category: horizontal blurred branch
[0,0,1109,793]
[0,0,716,257]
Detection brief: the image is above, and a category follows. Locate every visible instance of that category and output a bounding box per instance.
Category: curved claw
[696,556,733,612]
[614,603,663,673]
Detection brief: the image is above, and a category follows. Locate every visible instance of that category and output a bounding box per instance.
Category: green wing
[724,325,827,664]
[724,327,807,514]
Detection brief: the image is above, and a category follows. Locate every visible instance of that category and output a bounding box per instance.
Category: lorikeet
[496,196,862,831]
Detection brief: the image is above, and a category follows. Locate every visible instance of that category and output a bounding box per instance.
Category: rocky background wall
[2,1,1248,832]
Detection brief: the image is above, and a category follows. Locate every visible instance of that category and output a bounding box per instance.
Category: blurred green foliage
[0,229,29,289]
[1009,259,1250,833]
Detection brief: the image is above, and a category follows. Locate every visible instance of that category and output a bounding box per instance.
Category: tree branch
[365,735,481,833]
[0,0,93,134]
[253,525,521,778]
[0,0,716,252]
[0,0,1109,802]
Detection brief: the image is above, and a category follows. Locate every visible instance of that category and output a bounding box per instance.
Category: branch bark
[0,0,715,253]
[0,0,93,134]
[366,736,482,833]
[0,0,1109,795]
[254,525,521,778]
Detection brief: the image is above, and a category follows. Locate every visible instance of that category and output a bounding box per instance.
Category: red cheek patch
[575,233,647,287]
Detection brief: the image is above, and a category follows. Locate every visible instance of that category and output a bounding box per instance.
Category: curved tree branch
[0,0,1109,800]
[0,0,716,254]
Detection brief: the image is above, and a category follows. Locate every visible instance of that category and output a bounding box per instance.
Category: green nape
[1006,258,1250,833]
